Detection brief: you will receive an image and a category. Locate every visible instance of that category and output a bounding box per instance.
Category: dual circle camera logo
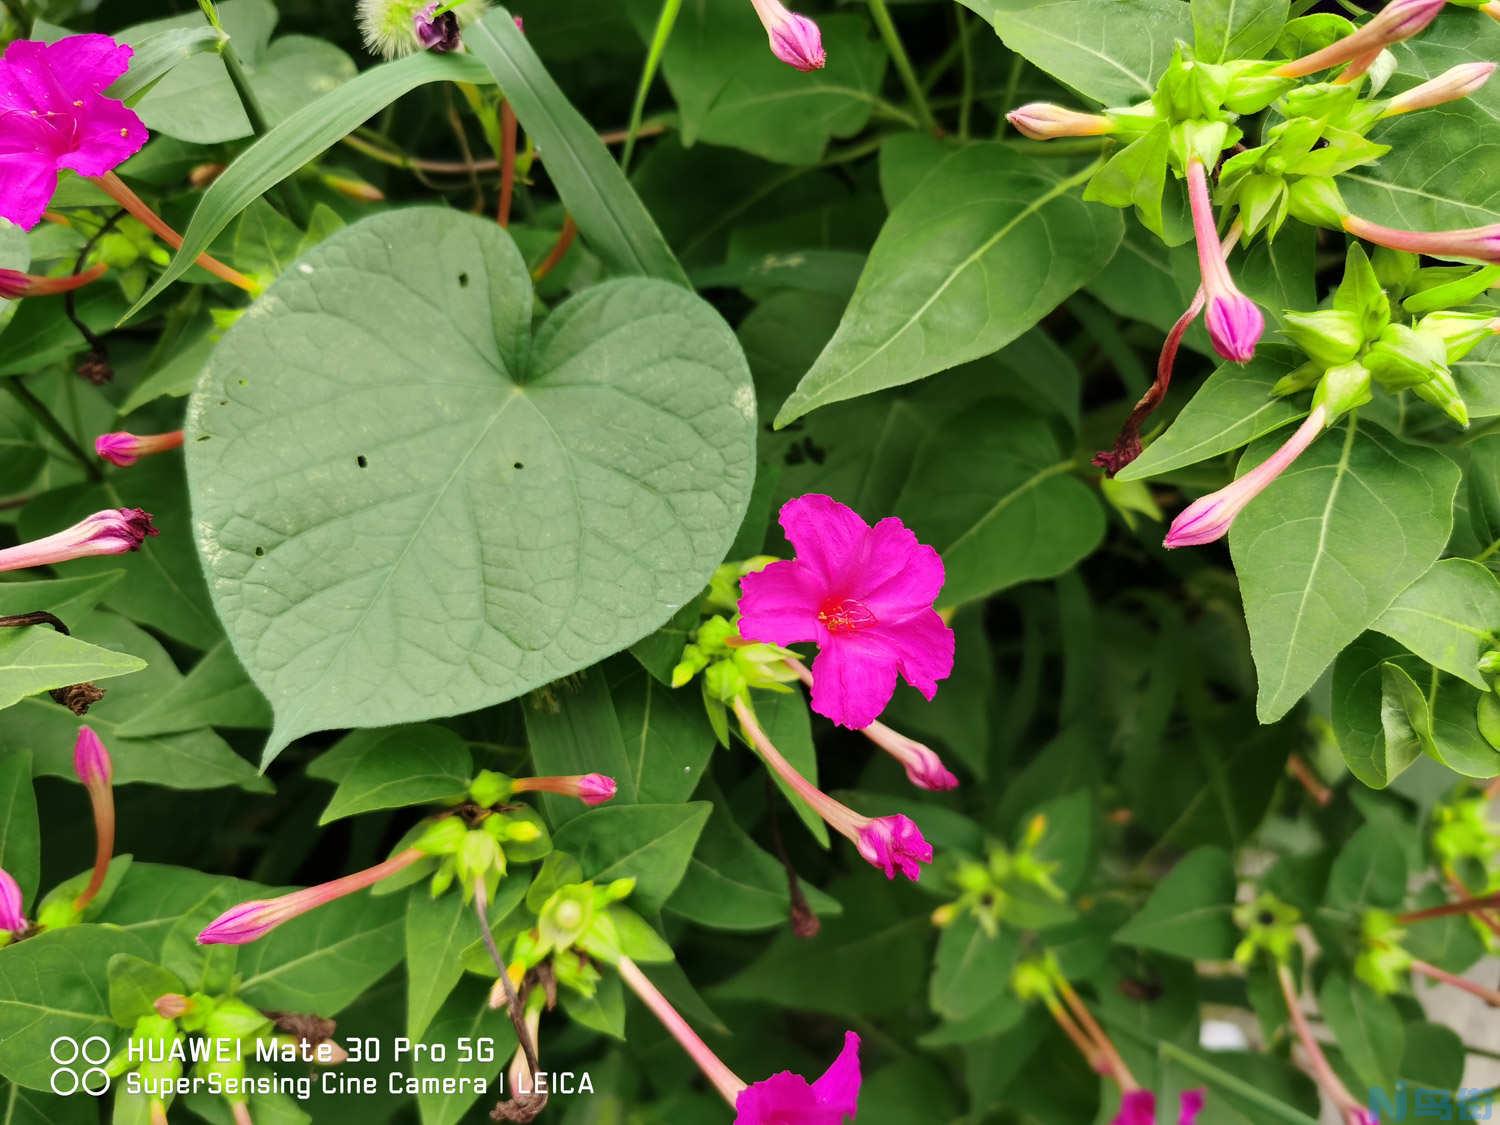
[49,1036,111,1096]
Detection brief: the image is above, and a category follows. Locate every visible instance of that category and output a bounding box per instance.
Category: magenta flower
[1274,0,1446,78]
[735,1031,862,1124]
[0,35,149,230]
[749,0,826,71]
[73,725,111,789]
[513,772,618,806]
[95,430,184,468]
[413,2,461,52]
[1114,1089,1206,1125]
[198,848,424,945]
[0,867,25,933]
[739,494,954,730]
[1007,102,1116,140]
[1342,214,1500,264]
[855,815,935,880]
[1165,405,1329,548]
[1187,160,1263,363]
[0,508,157,573]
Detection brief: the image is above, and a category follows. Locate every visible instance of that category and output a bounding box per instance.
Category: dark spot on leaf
[195,435,211,442]
[458,272,469,287]
[356,455,368,468]
[513,461,524,470]
[254,546,265,557]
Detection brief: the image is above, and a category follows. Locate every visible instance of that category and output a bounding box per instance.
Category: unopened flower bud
[1478,649,1500,674]
[0,263,108,300]
[1006,102,1116,140]
[1274,0,1447,79]
[1282,308,1366,368]
[154,993,192,1020]
[1364,323,1450,388]
[0,867,25,933]
[1311,361,1374,420]
[931,903,957,928]
[414,816,468,856]
[73,725,112,790]
[468,769,514,808]
[95,430,184,468]
[1382,61,1495,115]
[1286,177,1349,229]
[749,0,825,71]
[512,772,617,806]
[1417,311,1500,361]
[319,172,385,202]
[1412,365,1470,426]
[0,508,157,572]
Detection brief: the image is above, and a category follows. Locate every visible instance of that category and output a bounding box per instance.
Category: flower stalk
[91,172,258,293]
[1342,213,1500,264]
[616,954,747,1106]
[1277,963,1372,1124]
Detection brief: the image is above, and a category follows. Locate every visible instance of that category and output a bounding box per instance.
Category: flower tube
[1273,0,1447,79]
[0,509,157,572]
[95,430,185,468]
[1187,160,1263,362]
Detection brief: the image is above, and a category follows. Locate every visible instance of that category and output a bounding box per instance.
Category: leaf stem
[622,0,682,173]
[956,5,975,140]
[866,0,939,134]
[3,379,100,481]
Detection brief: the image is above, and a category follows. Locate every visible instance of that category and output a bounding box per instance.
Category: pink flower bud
[855,814,934,882]
[1164,406,1329,548]
[1343,213,1500,264]
[862,720,958,790]
[1187,160,1264,362]
[1275,0,1447,78]
[749,0,826,71]
[512,773,619,806]
[577,773,617,806]
[154,993,191,1020]
[73,726,112,789]
[0,508,157,572]
[1006,102,1116,140]
[94,430,184,468]
[198,848,424,945]
[0,263,108,300]
[0,867,25,932]
[1383,61,1496,115]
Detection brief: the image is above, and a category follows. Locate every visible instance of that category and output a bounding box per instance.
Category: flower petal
[810,1031,861,1118]
[777,493,870,586]
[1112,1090,1158,1125]
[856,516,946,618]
[870,608,954,700]
[0,150,58,230]
[1178,1089,1207,1125]
[33,35,134,98]
[738,559,824,647]
[734,1071,824,1124]
[809,636,898,729]
[55,92,146,176]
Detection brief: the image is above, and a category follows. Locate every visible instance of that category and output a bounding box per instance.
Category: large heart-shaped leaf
[187,208,754,761]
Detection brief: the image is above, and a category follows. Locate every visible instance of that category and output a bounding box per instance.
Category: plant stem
[471,879,541,1089]
[1397,890,1500,924]
[92,173,258,293]
[957,5,975,139]
[622,0,682,173]
[497,103,518,227]
[616,955,746,1106]
[866,0,939,134]
[1409,959,1500,1007]
[3,380,100,481]
[531,217,578,282]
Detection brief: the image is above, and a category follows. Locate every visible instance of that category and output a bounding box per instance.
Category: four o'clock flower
[95,430,185,468]
[512,773,617,807]
[0,867,26,936]
[0,508,157,573]
[1007,102,1117,140]
[0,263,108,300]
[614,953,863,1122]
[733,694,934,880]
[785,659,958,790]
[197,847,426,945]
[1342,214,1500,264]
[738,494,954,730]
[412,2,462,52]
[1273,0,1447,78]
[72,727,115,916]
[1165,406,1329,548]
[749,0,826,72]
[1381,62,1496,116]
[1114,1089,1207,1125]
[1187,159,1264,363]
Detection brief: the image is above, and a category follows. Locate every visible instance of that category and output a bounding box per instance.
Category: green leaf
[645,3,887,165]
[106,954,185,1028]
[930,915,1019,1022]
[1373,558,1500,691]
[120,0,355,144]
[752,688,831,846]
[667,784,841,931]
[237,890,405,1014]
[412,980,518,1125]
[187,209,753,760]
[107,27,224,103]
[958,0,1193,105]
[1318,972,1403,1091]
[523,668,638,827]
[112,640,271,737]
[1230,419,1459,722]
[123,50,495,321]
[2,613,265,792]
[1193,0,1289,63]
[0,286,128,374]
[466,8,689,286]
[1116,350,1307,481]
[773,145,1121,425]
[404,888,477,1041]
[894,402,1105,606]
[0,1083,94,1125]
[1330,635,1427,789]
[119,323,217,416]
[0,926,149,1091]
[314,726,471,824]
[0,751,37,908]
[609,661,716,804]
[0,625,144,711]
[551,803,711,914]
[1342,10,1500,229]
[1325,823,1407,912]
[560,970,626,1039]
[18,457,223,650]
[1115,846,1240,960]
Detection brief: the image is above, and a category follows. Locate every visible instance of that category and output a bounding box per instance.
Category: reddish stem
[498,103,518,228]
[92,173,258,293]
[531,216,578,281]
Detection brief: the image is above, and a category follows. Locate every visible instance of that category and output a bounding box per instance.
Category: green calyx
[1354,910,1414,995]
[468,769,515,807]
[1233,892,1301,966]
